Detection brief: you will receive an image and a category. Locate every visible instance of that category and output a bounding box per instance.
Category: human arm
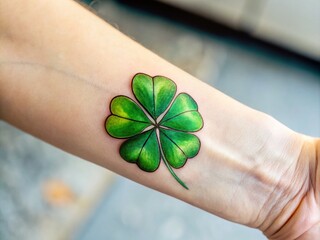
[0,0,319,239]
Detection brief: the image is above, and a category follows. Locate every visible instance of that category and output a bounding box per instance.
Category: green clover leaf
[105,73,203,189]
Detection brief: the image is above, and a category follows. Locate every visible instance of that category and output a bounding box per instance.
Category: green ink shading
[105,73,203,189]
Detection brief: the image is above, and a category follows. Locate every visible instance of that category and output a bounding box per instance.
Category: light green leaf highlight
[133,73,176,119]
[105,96,151,138]
[106,116,151,138]
[160,128,200,158]
[132,74,155,118]
[153,76,176,119]
[161,111,203,132]
[111,96,151,122]
[160,93,203,132]
[160,93,197,122]
[159,131,187,168]
[120,129,160,172]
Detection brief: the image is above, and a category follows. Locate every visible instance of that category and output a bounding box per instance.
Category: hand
[262,138,319,239]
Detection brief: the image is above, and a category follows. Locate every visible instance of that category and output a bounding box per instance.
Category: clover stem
[155,128,188,190]
[161,152,189,190]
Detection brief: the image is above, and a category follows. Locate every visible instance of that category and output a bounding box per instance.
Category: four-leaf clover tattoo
[105,73,203,189]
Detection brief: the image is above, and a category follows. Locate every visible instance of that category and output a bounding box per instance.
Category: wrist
[181,106,306,228]
[262,136,320,240]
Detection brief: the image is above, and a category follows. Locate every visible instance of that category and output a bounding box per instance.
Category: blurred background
[0,0,319,239]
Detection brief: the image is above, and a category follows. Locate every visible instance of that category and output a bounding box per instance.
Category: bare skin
[0,0,319,239]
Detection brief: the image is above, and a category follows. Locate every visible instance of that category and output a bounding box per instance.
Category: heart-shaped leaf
[160,93,203,131]
[120,129,160,172]
[132,73,177,119]
[160,128,200,158]
[160,132,187,168]
[105,96,152,138]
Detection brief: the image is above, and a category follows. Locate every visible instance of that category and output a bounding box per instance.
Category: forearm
[0,0,313,238]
